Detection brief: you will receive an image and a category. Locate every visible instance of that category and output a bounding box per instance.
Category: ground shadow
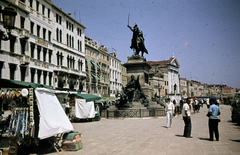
[175,135,184,137]
[229,139,240,143]
[199,137,211,141]
[161,126,168,128]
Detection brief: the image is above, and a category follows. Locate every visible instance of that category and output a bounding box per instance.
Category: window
[56,13,62,24]
[20,66,26,81]
[49,72,52,86]
[78,59,83,71]
[36,1,39,12]
[31,68,35,83]
[30,43,35,58]
[43,48,47,62]
[20,40,26,55]
[9,64,16,80]
[37,70,42,84]
[30,0,33,8]
[56,28,59,41]
[48,31,51,42]
[67,55,69,68]
[30,22,34,34]
[77,28,81,36]
[20,16,25,29]
[67,34,69,46]
[60,52,63,66]
[42,5,45,15]
[72,57,75,69]
[60,30,62,42]
[57,52,59,65]
[80,41,82,52]
[10,38,15,53]
[43,71,47,85]
[37,25,40,37]
[72,36,74,48]
[48,50,52,63]
[37,46,41,60]
[48,8,50,18]
[69,35,71,47]
[43,28,46,40]
[56,14,58,23]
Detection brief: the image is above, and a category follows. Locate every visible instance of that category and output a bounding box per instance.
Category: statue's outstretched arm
[128,25,133,31]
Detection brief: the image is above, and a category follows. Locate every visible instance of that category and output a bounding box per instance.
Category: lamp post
[0,6,17,41]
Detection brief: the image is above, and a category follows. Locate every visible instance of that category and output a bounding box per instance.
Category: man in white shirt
[182,98,192,138]
[165,98,175,128]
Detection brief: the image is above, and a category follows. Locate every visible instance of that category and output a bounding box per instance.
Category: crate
[62,141,83,151]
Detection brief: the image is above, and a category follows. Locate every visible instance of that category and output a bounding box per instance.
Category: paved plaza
[41,104,240,155]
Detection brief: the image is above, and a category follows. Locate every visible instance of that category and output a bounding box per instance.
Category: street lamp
[0,6,17,41]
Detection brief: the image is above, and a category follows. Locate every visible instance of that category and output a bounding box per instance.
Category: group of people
[164,97,221,141]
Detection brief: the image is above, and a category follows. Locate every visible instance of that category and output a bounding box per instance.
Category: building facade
[0,0,86,92]
[109,53,121,97]
[121,64,127,92]
[148,55,181,103]
[84,37,110,96]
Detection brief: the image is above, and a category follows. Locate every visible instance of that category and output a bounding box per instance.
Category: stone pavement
[42,104,240,155]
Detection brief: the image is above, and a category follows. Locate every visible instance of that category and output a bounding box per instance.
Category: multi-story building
[98,45,110,96]
[84,37,110,96]
[109,53,121,97]
[121,64,127,92]
[148,55,181,103]
[0,0,86,92]
[149,67,165,98]
[85,36,100,95]
[179,78,188,98]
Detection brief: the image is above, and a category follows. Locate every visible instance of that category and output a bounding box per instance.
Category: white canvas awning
[35,88,73,139]
[75,99,95,119]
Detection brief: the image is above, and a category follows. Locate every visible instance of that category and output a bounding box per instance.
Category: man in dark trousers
[207,99,221,141]
[182,98,192,138]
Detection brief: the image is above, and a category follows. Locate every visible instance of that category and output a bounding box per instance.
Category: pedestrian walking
[207,99,221,141]
[165,98,175,128]
[194,98,200,113]
[182,98,192,138]
[192,98,196,113]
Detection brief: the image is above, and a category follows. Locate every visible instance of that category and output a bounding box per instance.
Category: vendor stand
[0,79,73,154]
[68,93,101,122]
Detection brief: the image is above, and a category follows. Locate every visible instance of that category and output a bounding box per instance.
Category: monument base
[148,101,163,109]
[119,102,147,110]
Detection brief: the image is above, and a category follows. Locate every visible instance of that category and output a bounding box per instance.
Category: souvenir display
[0,88,36,146]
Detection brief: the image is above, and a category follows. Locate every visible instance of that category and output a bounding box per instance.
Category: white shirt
[165,101,175,111]
[182,103,191,117]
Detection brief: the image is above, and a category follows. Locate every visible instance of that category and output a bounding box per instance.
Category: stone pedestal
[123,56,152,100]
[119,102,147,110]
[148,101,163,109]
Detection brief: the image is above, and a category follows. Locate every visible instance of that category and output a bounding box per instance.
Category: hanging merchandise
[7,107,30,145]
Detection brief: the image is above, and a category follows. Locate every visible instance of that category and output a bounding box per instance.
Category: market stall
[0,79,73,154]
[68,93,101,122]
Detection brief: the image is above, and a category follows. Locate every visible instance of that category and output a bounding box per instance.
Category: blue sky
[51,0,240,88]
